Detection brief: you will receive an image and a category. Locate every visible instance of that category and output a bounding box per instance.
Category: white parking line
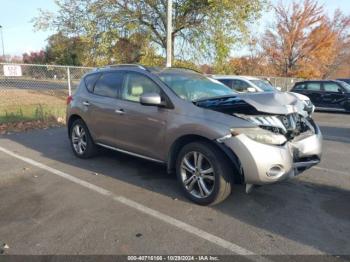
[0,146,267,260]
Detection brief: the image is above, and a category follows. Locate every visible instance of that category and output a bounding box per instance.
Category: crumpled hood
[195,92,308,117]
[236,92,306,116]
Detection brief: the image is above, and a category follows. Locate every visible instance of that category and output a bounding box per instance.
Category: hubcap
[71,124,87,155]
[180,151,215,198]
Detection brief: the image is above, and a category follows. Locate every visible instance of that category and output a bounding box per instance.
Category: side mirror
[247,87,256,93]
[338,87,344,94]
[140,92,163,106]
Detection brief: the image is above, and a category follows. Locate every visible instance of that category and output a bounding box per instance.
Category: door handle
[83,101,90,106]
[115,109,125,115]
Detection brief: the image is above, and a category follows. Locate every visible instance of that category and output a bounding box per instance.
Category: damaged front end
[234,112,316,142]
[195,92,322,186]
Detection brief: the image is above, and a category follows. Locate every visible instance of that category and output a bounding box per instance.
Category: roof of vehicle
[211,75,261,81]
[294,79,343,84]
[88,64,201,76]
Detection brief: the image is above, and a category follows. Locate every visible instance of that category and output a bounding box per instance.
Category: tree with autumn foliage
[23,51,48,64]
[227,37,272,76]
[261,0,350,79]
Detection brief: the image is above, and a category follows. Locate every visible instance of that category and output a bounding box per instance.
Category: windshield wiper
[192,94,237,103]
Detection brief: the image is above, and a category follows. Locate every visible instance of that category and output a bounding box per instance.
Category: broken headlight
[231,127,287,145]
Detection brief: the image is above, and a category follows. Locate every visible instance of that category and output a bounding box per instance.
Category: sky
[0,0,350,56]
[0,0,57,56]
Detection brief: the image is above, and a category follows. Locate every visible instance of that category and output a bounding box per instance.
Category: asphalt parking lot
[0,112,349,257]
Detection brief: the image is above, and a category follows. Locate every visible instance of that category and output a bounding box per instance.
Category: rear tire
[176,141,232,205]
[69,119,97,158]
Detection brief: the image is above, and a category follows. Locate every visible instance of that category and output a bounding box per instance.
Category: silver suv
[67,65,322,205]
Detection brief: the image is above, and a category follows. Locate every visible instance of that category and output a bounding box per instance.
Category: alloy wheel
[180,151,215,198]
[71,124,87,155]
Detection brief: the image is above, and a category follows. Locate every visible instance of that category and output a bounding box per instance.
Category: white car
[212,75,315,115]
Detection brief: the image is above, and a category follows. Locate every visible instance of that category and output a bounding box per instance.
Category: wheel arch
[167,134,244,184]
[67,114,84,138]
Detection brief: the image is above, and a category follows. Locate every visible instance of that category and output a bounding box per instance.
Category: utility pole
[0,25,5,60]
[166,0,172,68]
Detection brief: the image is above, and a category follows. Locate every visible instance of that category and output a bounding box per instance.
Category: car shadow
[315,109,349,115]
[1,127,350,255]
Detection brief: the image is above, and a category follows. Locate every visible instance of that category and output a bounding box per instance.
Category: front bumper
[222,125,322,185]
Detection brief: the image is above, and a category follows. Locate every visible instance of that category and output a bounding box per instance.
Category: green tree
[33,0,266,66]
[46,32,85,65]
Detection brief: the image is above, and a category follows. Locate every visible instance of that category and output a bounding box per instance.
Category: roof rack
[102,64,148,70]
[169,66,202,74]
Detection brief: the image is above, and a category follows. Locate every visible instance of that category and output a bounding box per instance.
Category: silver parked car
[67,65,322,205]
[213,75,315,115]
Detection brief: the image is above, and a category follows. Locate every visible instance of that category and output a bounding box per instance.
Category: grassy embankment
[0,89,67,132]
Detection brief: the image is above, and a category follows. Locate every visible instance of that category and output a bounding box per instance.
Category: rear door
[321,82,346,109]
[86,71,126,145]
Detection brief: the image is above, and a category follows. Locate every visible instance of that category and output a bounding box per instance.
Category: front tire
[176,141,232,205]
[70,119,97,158]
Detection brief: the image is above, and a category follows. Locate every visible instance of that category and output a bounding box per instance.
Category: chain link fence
[258,76,304,91]
[0,63,93,94]
[0,63,303,93]
[0,63,93,125]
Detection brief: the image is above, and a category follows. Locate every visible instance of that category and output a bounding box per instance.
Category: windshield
[157,71,236,101]
[251,80,276,92]
[338,81,350,92]
[338,79,350,84]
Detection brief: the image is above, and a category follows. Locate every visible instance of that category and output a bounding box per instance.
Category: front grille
[236,113,315,140]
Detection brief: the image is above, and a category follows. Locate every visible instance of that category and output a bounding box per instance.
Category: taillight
[67,96,73,105]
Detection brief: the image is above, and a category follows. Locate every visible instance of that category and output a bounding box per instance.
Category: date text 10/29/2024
[127,256,220,261]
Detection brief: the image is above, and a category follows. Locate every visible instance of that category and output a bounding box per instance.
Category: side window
[232,80,251,92]
[323,82,340,92]
[218,79,232,88]
[122,72,161,102]
[93,72,125,98]
[293,83,306,90]
[84,73,100,92]
[306,83,321,91]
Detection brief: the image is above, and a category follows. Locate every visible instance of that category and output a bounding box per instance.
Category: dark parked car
[291,80,350,112]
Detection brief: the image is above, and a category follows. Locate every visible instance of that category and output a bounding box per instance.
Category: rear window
[93,72,125,98]
[84,73,100,92]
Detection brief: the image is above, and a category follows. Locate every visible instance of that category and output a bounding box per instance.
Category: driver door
[111,72,169,160]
